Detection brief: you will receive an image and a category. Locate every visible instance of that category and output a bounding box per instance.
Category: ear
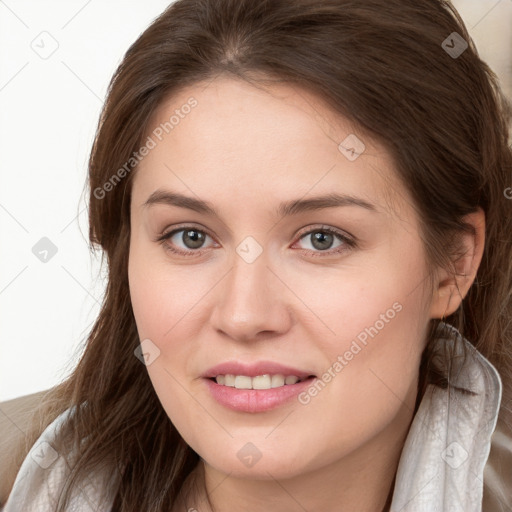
[429,208,485,319]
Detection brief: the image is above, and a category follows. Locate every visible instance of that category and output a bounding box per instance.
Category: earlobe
[429,208,486,319]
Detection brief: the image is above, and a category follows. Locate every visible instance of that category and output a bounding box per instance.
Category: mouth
[207,374,316,390]
[203,374,318,413]
[201,361,317,412]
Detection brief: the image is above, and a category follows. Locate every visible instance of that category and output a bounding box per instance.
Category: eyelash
[155,224,357,258]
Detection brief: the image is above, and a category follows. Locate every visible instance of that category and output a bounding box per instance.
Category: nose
[209,247,293,342]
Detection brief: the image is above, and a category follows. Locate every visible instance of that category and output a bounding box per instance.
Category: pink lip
[201,360,315,379]
[203,376,317,413]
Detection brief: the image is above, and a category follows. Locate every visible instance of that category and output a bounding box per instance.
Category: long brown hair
[10,0,512,510]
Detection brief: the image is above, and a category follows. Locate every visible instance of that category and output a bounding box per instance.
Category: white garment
[1,405,118,512]
[390,323,502,512]
[2,323,505,511]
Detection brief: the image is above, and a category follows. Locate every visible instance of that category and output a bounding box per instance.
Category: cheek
[305,284,423,407]
[128,250,210,450]
[289,254,428,355]
[128,239,197,341]
[294,243,429,419]
[290,293,424,470]
[128,260,204,382]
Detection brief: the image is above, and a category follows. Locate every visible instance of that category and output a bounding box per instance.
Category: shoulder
[2,407,74,511]
[483,422,512,511]
[2,406,117,511]
[0,390,48,506]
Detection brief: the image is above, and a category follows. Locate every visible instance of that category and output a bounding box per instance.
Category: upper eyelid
[295,224,353,240]
[161,224,217,243]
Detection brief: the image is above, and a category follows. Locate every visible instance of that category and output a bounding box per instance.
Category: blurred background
[1,0,511,401]
[452,0,512,100]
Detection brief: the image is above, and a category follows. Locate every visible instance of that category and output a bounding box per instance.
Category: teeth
[214,374,304,389]
[271,374,285,388]
[224,374,235,386]
[235,375,253,389]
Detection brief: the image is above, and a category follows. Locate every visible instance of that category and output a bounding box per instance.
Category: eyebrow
[142,189,378,217]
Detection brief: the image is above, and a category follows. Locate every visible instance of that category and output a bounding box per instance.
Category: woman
[3,0,512,510]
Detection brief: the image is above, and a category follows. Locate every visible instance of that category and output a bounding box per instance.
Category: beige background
[453,0,512,101]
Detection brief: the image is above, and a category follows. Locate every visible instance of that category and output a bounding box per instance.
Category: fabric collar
[390,322,502,512]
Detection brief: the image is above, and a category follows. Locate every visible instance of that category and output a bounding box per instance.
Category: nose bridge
[225,243,272,316]
[211,239,291,339]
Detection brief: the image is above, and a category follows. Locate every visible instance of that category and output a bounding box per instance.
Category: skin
[127,75,485,512]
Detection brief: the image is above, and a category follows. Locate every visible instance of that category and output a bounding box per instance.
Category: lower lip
[203,377,317,413]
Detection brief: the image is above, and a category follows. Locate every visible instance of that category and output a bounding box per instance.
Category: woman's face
[128,76,436,479]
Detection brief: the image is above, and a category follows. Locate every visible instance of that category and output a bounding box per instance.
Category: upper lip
[202,361,316,379]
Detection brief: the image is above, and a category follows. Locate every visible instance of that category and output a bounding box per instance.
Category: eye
[156,226,216,256]
[155,224,357,258]
[292,225,356,256]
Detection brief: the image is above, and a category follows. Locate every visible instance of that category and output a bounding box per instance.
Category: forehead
[132,76,410,218]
